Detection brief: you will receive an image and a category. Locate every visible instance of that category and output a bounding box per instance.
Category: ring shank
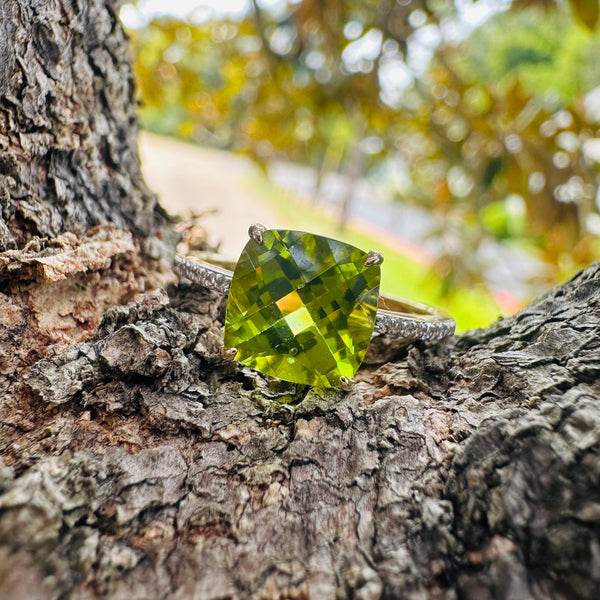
[174,254,455,341]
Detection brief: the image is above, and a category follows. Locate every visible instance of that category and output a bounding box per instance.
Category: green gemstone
[224,229,381,387]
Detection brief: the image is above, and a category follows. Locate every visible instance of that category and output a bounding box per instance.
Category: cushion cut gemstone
[224,229,381,387]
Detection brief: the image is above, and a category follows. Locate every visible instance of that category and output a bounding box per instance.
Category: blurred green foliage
[127,0,600,300]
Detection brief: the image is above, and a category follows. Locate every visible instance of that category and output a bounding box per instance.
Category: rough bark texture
[1,2,600,600]
[0,0,167,251]
[1,257,599,600]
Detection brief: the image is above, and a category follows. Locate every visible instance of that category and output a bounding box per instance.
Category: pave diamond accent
[174,255,232,294]
[374,311,455,341]
[223,229,381,387]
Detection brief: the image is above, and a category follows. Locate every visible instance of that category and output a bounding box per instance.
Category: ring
[174,224,455,388]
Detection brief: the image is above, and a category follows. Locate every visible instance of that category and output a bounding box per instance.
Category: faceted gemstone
[224,229,381,387]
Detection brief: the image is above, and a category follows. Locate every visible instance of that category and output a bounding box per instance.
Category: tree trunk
[0,0,167,251]
[1,2,599,600]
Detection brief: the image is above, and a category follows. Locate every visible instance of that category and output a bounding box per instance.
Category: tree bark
[1,2,599,600]
[0,0,167,251]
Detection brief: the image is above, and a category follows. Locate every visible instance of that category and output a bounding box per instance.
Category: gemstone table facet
[224,229,381,387]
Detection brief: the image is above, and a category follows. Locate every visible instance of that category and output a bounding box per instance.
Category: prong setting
[248,223,267,244]
[339,376,353,390]
[221,347,238,361]
[365,250,384,266]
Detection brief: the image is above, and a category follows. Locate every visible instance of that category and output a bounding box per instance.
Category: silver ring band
[174,254,456,341]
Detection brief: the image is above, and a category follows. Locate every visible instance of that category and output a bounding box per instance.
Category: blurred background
[120,0,600,331]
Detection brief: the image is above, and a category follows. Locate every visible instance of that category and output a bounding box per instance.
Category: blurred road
[139,132,543,305]
[138,131,279,258]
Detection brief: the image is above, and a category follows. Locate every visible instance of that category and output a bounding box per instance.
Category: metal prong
[339,376,353,390]
[221,347,238,361]
[365,250,384,266]
[248,223,266,244]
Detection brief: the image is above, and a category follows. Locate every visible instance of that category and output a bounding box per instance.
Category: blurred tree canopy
[126,0,600,292]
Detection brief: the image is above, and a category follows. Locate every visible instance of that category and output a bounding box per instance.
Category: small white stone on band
[174,254,232,295]
[174,255,456,341]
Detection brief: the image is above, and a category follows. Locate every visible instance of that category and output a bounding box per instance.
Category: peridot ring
[174,224,455,388]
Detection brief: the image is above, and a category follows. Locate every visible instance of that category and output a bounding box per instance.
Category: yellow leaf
[570,0,599,30]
